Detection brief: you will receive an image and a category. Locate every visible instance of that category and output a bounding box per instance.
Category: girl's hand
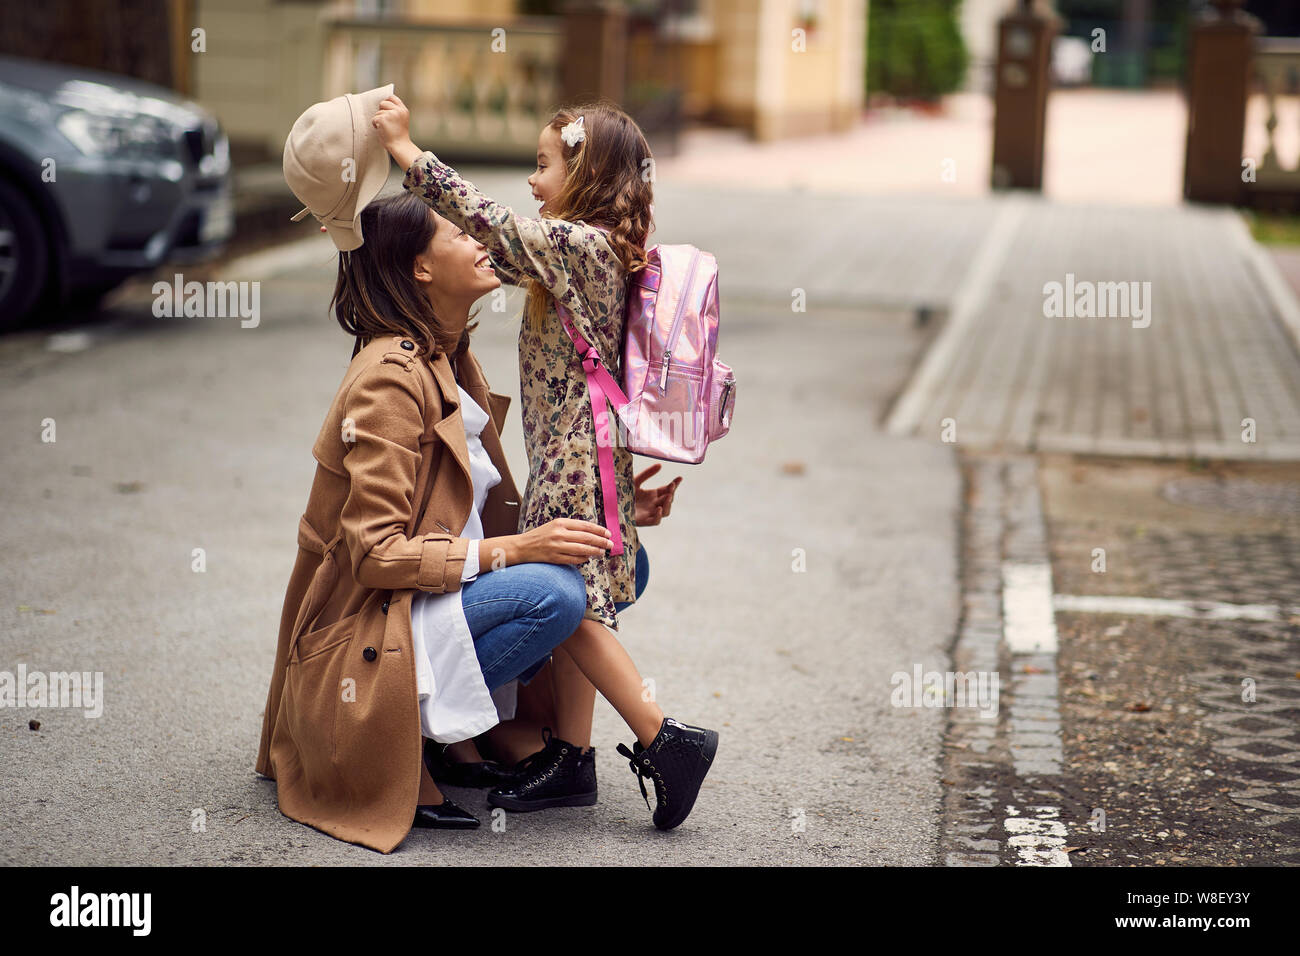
[633,463,681,527]
[517,518,612,565]
[371,95,421,168]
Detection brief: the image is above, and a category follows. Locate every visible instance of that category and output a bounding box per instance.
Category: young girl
[372,96,716,829]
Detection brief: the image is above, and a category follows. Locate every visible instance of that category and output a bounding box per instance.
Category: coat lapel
[454,350,514,482]
[428,350,472,493]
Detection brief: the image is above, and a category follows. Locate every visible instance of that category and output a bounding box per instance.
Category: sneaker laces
[617,741,664,812]
[509,728,566,789]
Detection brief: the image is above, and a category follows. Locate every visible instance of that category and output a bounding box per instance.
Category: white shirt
[409,384,517,743]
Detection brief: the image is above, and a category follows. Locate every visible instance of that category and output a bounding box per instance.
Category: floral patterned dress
[404,151,638,631]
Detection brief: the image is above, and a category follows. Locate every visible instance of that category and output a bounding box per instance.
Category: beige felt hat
[283,84,394,252]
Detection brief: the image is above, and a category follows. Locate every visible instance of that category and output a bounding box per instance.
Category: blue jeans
[462,542,649,691]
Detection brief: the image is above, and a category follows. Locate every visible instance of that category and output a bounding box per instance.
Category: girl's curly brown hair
[525,101,655,334]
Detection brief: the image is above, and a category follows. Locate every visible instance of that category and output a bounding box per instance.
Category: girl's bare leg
[480,720,548,764]
[557,618,663,747]
[445,739,483,762]
[478,661,558,763]
[550,644,597,750]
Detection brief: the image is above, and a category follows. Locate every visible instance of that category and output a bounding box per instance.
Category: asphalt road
[0,173,960,864]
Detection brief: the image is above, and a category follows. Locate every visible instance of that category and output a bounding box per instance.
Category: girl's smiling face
[527,124,567,216]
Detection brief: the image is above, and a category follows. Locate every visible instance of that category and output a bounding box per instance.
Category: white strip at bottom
[1053,594,1297,623]
[1001,558,1069,865]
[1002,563,1060,654]
[1005,806,1072,867]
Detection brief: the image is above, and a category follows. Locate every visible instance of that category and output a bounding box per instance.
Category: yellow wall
[709,0,865,140]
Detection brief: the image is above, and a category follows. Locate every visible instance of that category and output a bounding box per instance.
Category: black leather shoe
[423,738,516,788]
[488,728,597,812]
[412,798,480,829]
[617,717,718,831]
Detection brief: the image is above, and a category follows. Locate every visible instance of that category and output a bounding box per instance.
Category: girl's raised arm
[373,96,617,342]
[402,150,613,309]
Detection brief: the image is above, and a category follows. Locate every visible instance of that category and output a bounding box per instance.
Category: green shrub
[867,0,969,100]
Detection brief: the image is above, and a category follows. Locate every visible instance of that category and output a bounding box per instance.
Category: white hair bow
[560,115,586,148]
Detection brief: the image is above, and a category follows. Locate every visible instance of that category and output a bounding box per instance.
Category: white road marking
[1002,562,1059,653]
[1004,805,1072,867]
[1053,594,1296,622]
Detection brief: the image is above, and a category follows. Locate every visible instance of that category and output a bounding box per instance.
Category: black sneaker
[616,717,718,831]
[487,728,598,812]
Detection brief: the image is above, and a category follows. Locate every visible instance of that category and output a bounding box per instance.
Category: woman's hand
[371,94,422,170]
[484,519,612,569]
[633,463,681,526]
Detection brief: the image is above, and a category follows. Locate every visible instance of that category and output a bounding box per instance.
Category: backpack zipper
[719,376,734,425]
[659,248,702,390]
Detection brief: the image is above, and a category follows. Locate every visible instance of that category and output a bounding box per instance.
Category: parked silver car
[0,55,233,327]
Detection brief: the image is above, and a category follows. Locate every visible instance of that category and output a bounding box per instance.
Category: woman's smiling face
[527,124,567,216]
[412,209,500,322]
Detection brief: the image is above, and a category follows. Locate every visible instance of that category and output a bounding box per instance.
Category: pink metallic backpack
[557,243,736,556]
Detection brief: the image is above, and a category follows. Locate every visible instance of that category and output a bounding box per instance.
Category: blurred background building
[2,1,1300,227]
[4,2,1297,168]
[0,0,867,163]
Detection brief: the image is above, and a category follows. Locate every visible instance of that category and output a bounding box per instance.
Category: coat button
[381,600,389,614]
[400,340,414,351]
[363,646,377,662]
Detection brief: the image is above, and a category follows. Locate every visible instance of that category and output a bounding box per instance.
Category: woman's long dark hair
[330,191,477,358]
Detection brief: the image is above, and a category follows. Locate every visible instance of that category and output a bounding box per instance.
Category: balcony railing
[1247,37,1300,196]
[323,17,563,162]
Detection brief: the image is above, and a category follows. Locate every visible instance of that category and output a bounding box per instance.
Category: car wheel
[0,178,50,330]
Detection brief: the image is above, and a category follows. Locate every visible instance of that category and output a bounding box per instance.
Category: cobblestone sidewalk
[940,453,1300,866]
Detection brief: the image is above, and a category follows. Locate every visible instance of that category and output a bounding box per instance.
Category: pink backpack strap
[555,300,630,556]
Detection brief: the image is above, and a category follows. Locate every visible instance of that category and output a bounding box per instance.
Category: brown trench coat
[254,333,523,853]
